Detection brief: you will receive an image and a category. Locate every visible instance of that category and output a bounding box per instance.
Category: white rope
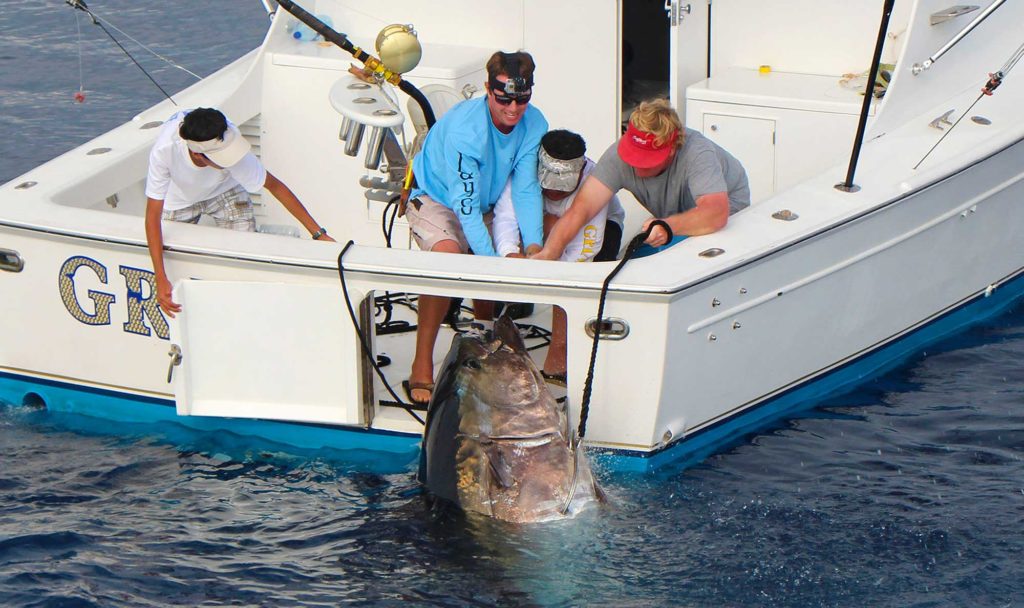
[89,12,203,80]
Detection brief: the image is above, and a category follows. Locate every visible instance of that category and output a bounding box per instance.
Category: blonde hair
[629,98,684,148]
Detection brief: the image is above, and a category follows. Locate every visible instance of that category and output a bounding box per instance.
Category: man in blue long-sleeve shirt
[404,50,547,406]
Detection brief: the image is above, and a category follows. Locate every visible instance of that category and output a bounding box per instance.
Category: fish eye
[462,358,482,370]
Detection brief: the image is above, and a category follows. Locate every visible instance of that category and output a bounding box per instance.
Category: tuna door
[169,280,362,426]
[666,0,710,117]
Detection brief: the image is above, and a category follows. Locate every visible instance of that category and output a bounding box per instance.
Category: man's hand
[642,217,673,247]
[529,246,560,261]
[318,234,337,243]
[156,275,181,318]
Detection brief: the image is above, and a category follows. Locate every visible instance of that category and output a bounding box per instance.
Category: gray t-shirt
[591,128,750,216]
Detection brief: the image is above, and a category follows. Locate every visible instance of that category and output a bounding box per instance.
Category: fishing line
[89,12,203,80]
[75,10,83,87]
[914,39,1024,170]
[66,0,179,105]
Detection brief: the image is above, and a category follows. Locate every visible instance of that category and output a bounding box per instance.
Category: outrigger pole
[273,0,436,127]
[836,0,895,193]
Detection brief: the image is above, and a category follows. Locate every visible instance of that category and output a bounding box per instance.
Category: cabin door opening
[621,0,671,129]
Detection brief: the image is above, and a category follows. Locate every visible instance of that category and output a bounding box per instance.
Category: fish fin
[483,443,516,489]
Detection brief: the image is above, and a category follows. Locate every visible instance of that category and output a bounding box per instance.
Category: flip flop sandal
[402,379,434,408]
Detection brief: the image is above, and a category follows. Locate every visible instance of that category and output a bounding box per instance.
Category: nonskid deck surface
[369,295,567,429]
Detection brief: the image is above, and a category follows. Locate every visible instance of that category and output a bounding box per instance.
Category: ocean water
[2,3,1024,607]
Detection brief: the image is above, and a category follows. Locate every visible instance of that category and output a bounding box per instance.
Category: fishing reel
[328,24,422,203]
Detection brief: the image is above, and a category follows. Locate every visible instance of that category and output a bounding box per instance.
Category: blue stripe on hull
[0,374,420,466]
[594,269,1024,472]
[3,270,1023,474]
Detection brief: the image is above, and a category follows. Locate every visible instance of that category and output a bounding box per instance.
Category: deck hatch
[170,280,362,426]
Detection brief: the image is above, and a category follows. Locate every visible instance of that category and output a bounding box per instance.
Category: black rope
[337,241,424,425]
[577,219,672,440]
[372,196,419,335]
[68,0,178,105]
[381,195,401,247]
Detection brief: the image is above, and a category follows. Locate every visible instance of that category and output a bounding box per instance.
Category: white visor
[185,124,250,168]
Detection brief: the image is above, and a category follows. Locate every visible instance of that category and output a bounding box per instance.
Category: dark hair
[179,107,228,142]
[485,51,536,85]
[541,129,586,160]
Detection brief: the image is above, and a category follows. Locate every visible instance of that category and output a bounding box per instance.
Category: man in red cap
[532,98,748,259]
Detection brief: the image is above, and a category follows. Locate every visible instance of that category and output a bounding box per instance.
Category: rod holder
[339,117,352,142]
[364,126,387,170]
[343,123,366,157]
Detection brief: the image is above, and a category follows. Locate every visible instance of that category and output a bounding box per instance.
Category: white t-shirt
[492,158,625,262]
[144,110,266,211]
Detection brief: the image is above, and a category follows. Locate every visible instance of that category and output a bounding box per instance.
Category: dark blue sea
[2,3,1024,606]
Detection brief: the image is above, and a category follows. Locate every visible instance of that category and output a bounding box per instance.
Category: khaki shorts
[406,194,492,253]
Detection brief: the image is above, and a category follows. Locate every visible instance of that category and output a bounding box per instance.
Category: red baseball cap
[617,122,678,169]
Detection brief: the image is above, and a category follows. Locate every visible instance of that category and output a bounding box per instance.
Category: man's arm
[509,144,545,251]
[642,191,729,246]
[447,152,497,256]
[263,171,336,242]
[491,179,523,257]
[144,197,181,317]
[531,176,614,261]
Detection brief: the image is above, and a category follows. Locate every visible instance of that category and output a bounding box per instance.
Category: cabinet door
[702,114,776,204]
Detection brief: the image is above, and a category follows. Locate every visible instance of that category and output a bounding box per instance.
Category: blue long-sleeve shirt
[411,97,547,257]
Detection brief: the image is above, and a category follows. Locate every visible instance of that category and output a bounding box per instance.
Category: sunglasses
[492,89,532,106]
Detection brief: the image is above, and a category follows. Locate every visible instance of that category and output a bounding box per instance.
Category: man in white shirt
[492,129,625,383]
[144,107,334,317]
[493,129,624,262]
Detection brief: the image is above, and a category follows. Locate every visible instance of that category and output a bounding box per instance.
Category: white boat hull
[3,0,1024,470]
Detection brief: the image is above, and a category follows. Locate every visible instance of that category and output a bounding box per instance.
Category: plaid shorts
[162,185,256,231]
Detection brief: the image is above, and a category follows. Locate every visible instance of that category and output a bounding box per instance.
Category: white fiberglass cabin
[2,0,1024,470]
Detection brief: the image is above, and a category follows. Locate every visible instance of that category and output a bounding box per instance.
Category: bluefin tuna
[418,315,603,523]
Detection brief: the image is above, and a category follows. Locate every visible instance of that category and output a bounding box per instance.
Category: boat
[2,0,1023,471]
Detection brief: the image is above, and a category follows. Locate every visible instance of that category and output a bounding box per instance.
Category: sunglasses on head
[492,89,532,106]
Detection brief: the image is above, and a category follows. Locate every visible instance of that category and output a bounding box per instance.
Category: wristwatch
[311,227,328,240]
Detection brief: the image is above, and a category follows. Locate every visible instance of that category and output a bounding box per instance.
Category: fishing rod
[273,0,436,128]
